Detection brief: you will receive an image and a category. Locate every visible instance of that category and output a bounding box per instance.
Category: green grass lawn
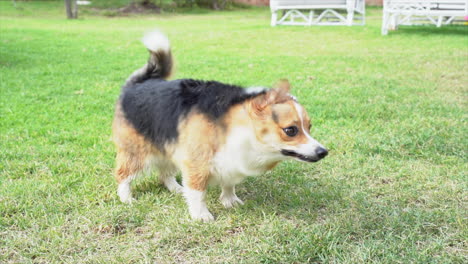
[1,1,467,263]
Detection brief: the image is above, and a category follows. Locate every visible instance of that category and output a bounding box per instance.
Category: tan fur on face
[271,101,311,145]
[248,81,312,149]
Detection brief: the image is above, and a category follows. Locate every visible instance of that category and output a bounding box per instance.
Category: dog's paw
[172,185,184,194]
[191,211,215,222]
[162,178,183,194]
[220,195,244,208]
[119,196,135,204]
[118,183,134,204]
[166,184,183,194]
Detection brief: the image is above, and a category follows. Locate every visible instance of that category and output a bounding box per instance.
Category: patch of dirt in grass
[87,1,162,16]
[118,1,161,14]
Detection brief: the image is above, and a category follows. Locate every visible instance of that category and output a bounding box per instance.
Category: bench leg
[437,16,443,27]
[271,11,278,27]
[346,1,355,26]
[382,11,390,35]
[361,0,366,26]
[308,10,315,26]
[346,11,354,26]
[390,14,398,30]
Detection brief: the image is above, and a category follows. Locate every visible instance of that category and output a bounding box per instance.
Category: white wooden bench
[270,0,365,26]
[382,0,468,35]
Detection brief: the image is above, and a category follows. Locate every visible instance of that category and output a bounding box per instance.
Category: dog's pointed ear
[251,92,272,114]
[274,79,290,94]
[268,79,291,104]
[251,79,292,115]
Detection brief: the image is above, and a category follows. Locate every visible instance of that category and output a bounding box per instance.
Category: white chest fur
[211,126,283,186]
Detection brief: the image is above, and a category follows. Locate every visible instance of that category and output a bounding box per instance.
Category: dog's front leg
[183,185,213,222]
[173,119,217,222]
[180,169,213,222]
[220,185,244,208]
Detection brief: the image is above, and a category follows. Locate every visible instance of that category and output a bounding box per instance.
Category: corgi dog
[112,31,328,222]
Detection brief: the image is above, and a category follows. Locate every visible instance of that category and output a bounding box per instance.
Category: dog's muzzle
[281,147,328,162]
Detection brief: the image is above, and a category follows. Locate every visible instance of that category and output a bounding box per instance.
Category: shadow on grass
[0,52,29,68]
[128,167,343,223]
[389,25,468,36]
[235,168,344,222]
[132,178,165,198]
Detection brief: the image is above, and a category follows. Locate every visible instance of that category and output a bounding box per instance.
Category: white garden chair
[382,0,468,35]
[270,0,366,26]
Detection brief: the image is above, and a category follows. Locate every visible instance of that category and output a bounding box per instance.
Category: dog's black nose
[315,147,328,159]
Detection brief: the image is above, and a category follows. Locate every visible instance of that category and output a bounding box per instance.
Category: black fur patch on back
[120,79,266,151]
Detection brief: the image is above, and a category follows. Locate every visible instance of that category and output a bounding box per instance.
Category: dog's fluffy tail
[124,30,173,88]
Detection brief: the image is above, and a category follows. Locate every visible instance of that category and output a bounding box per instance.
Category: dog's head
[248,80,328,163]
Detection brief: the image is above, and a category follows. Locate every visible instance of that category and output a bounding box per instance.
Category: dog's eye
[283,126,298,137]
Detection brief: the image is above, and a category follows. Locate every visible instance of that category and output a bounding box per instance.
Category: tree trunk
[219,0,227,10]
[65,0,78,19]
[211,0,228,10]
[212,0,219,10]
[72,0,78,18]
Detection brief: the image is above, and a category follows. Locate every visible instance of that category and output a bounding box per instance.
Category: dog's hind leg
[117,175,135,204]
[113,103,158,203]
[158,162,182,193]
[115,149,145,204]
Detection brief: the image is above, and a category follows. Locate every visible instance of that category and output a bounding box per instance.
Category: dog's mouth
[280,149,320,163]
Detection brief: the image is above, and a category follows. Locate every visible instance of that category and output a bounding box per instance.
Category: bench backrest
[384,0,468,11]
[384,0,466,2]
[384,0,467,5]
[271,0,349,7]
